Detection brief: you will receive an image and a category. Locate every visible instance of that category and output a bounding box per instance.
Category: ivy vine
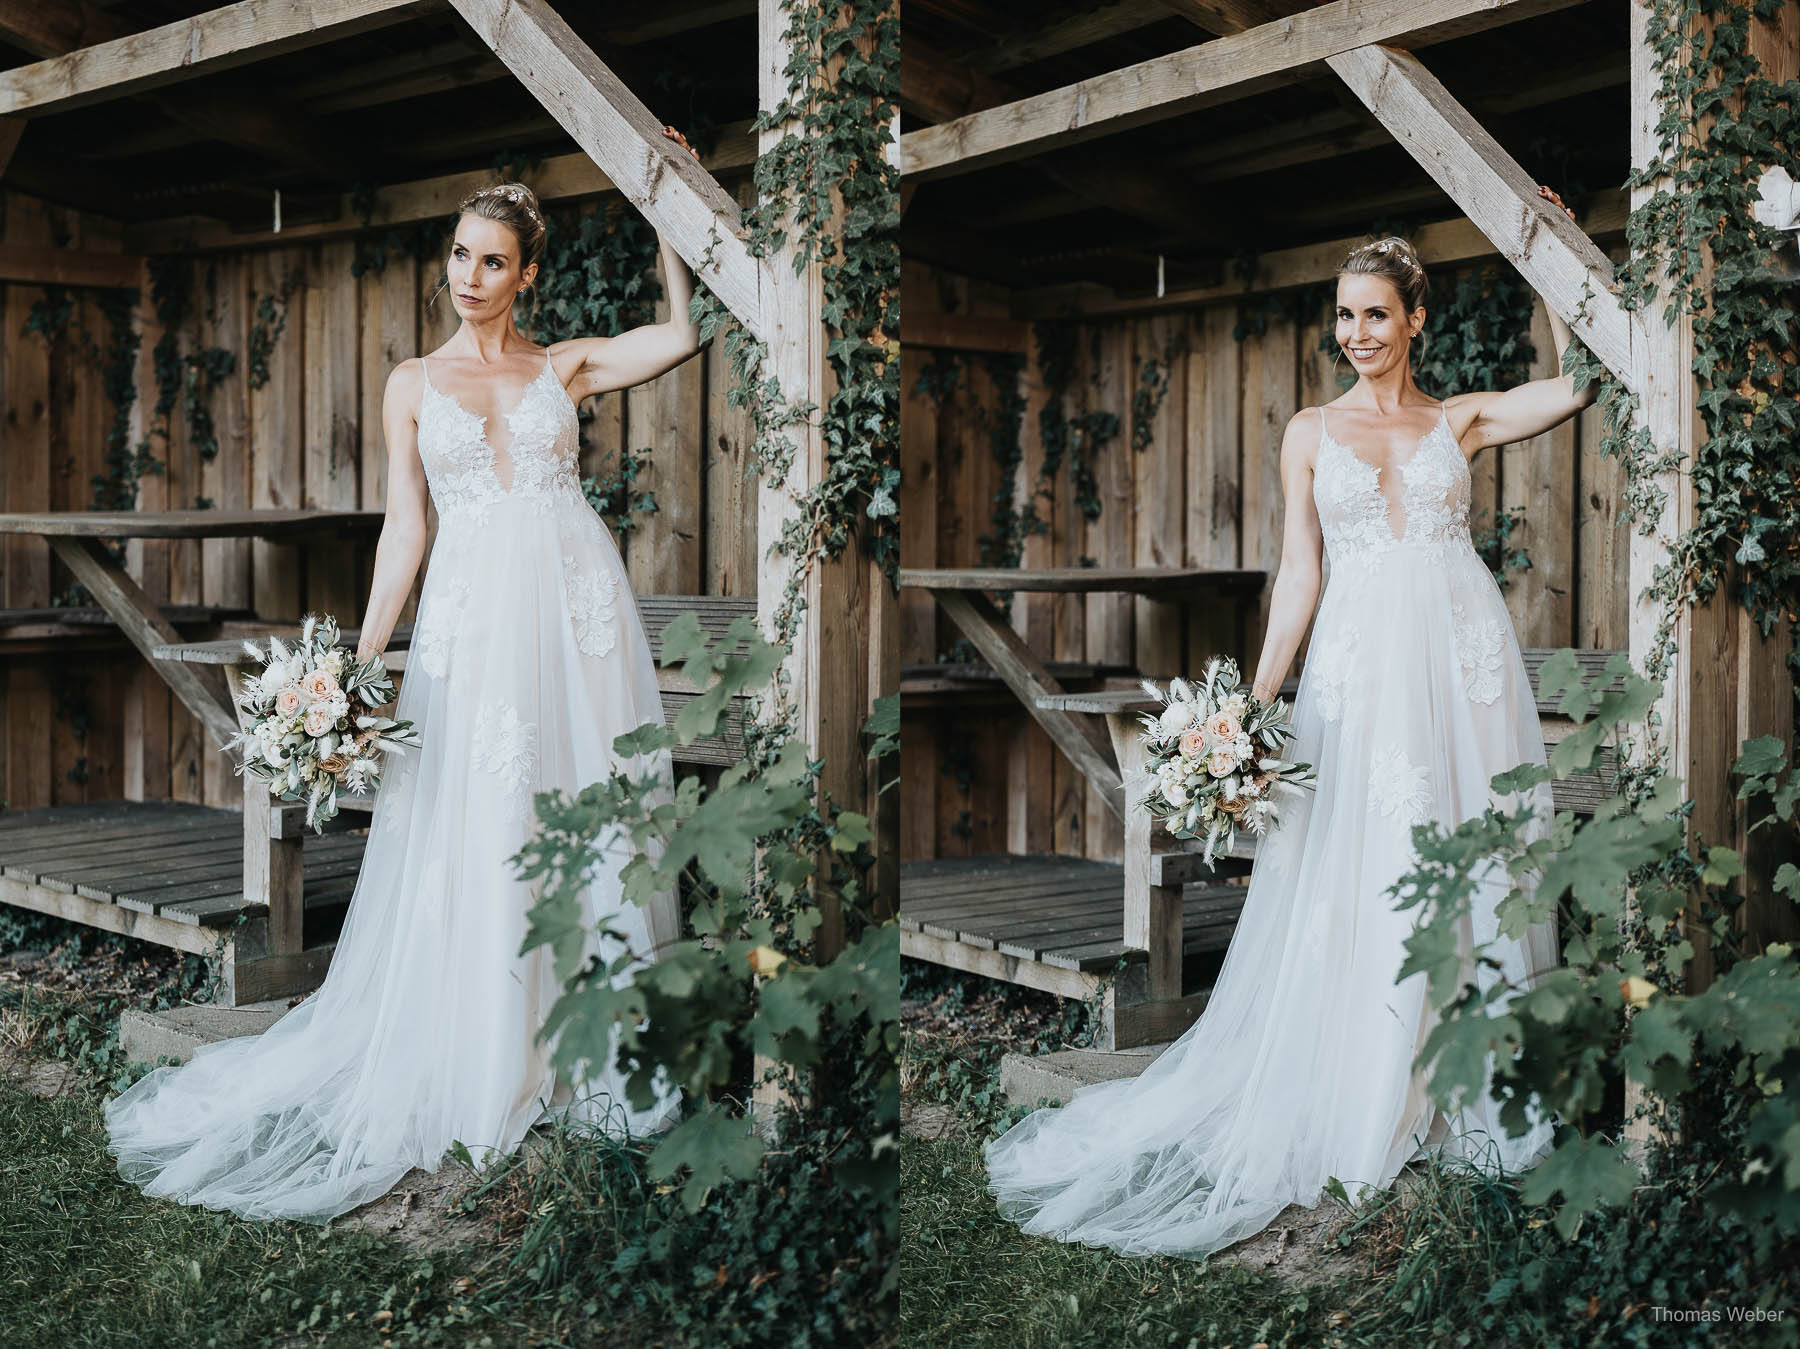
[1595,0,1800,702]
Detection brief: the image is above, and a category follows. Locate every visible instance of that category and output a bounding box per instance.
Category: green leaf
[646,1107,765,1211]
[1518,1134,1640,1237]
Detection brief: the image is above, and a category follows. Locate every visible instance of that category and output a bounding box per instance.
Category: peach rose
[274,685,303,716]
[1205,709,1241,743]
[1207,748,1237,778]
[318,753,349,775]
[300,668,340,701]
[303,702,339,737]
[1178,728,1207,759]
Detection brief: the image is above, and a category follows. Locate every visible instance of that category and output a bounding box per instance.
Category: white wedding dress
[985,400,1561,1259]
[105,347,682,1224]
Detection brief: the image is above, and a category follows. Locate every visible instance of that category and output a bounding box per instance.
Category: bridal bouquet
[226,613,422,832]
[1134,655,1316,866]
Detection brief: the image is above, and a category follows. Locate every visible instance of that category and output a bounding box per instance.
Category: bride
[104,150,706,1224]
[985,216,1598,1260]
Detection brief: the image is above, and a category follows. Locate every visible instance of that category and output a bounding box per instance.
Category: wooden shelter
[898,0,1798,1048]
[0,0,893,997]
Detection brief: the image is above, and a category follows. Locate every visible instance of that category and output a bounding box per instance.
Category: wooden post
[221,663,304,963]
[1109,712,1182,1003]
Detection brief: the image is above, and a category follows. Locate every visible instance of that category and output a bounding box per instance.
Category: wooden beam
[46,536,240,748]
[900,0,1587,181]
[124,122,758,255]
[0,0,365,182]
[1012,189,1632,317]
[1108,712,1181,1002]
[932,589,1124,815]
[900,311,1029,354]
[903,33,1227,238]
[447,0,764,340]
[0,118,21,177]
[0,0,433,118]
[968,1,1172,74]
[1156,0,1299,31]
[1325,43,1637,386]
[0,246,142,288]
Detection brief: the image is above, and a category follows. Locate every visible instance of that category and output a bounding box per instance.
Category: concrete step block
[1000,1041,1175,1108]
[120,998,296,1066]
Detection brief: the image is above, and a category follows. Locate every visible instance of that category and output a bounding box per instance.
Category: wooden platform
[0,800,360,1002]
[900,853,1237,1049]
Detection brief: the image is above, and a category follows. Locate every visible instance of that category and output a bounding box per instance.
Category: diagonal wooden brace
[447,0,766,341]
[1327,43,1639,389]
[931,587,1124,817]
[48,535,240,748]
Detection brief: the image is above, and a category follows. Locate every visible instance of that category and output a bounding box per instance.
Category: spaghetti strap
[1317,404,1331,446]
[420,354,435,390]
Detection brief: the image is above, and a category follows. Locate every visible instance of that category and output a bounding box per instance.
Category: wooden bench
[900,567,1266,817]
[0,594,755,1006]
[0,604,255,655]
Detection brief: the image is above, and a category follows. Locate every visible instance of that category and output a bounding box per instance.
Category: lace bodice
[1311,402,1471,573]
[417,349,586,526]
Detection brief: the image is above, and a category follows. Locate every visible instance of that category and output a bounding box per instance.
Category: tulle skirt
[984,541,1560,1259]
[104,492,680,1224]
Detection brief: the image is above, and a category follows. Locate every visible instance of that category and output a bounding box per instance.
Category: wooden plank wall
[0,189,757,813]
[901,258,1631,864]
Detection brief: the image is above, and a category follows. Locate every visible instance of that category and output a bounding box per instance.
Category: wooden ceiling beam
[123,119,758,254]
[967,1,1170,74]
[1010,188,1630,318]
[900,0,1587,181]
[1326,43,1637,386]
[1154,0,1298,34]
[0,0,373,187]
[0,245,142,288]
[0,0,433,118]
[596,2,757,45]
[445,0,765,337]
[903,33,1229,240]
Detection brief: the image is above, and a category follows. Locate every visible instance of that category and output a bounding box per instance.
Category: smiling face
[1334,272,1424,376]
[447,213,536,318]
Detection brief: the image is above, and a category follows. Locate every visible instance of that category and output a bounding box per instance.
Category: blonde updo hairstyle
[433,180,547,310]
[1336,234,1429,358]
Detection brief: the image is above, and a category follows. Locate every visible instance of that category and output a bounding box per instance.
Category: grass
[0,1078,530,1349]
[902,1133,1331,1349]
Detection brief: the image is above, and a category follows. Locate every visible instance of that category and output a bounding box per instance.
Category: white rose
[263,739,290,768]
[1158,702,1195,736]
[1164,778,1188,808]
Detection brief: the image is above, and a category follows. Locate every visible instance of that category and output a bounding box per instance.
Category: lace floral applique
[419,387,503,526]
[1313,439,1393,571]
[505,376,582,497]
[1369,742,1433,825]
[1309,626,1360,723]
[1397,438,1469,561]
[562,554,619,658]
[415,576,471,678]
[416,363,583,524]
[473,700,539,811]
[1451,602,1506,705]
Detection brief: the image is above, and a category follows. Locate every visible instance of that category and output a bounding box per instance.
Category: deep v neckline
[1318,401,1451,478]
[422,353,572,453]
[1317,402,1456,545]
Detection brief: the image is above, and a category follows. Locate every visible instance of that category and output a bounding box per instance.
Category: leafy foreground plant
[500,611,898,1343]
[1382,648,1800,1341]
